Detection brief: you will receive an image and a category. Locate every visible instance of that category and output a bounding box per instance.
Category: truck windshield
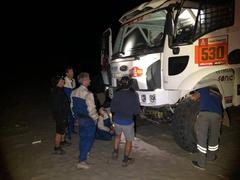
[113,9,167,58]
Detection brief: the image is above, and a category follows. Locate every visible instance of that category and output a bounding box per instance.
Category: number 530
[201,46,225,61]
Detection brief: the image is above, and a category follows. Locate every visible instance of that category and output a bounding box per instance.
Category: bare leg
[54,133,66,155]
[114,134,121,150]
[55,133,62,147]
[112,134,121,159]
[122,140,134,167]
[61,133,65,142]
[124,140,132,157]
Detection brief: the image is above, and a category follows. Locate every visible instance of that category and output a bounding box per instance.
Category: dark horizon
[3,1,147,83]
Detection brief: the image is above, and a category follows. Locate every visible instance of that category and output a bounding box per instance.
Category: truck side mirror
[172,47,180,54]
[165,8,176,50]
[165,10,174,37]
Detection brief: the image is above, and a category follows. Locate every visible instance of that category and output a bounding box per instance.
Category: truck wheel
[171,99,199,152]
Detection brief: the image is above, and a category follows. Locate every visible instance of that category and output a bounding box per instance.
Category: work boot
[53,147,66,155]
[208,155,217,162]
[77,161,90,170]
[122,157,135,167]
[192,161,205,171]
[60,140,71,147]
[112,152,118,160]
[112,148,119,160]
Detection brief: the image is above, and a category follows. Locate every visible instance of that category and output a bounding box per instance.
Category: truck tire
[171,99,199,152]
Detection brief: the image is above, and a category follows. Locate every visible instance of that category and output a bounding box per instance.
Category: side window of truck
[194,1,234,40]
[173,8,197,44]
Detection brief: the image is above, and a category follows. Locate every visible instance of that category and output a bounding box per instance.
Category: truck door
[101,28,113,86]
[162,5,199,90]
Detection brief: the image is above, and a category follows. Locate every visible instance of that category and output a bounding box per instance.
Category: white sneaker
[87,152,92,159]
[77,161,90,170]
[120,140,126,144]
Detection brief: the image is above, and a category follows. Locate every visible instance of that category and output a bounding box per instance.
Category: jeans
[66,114,75,140]
[78,118,96,162]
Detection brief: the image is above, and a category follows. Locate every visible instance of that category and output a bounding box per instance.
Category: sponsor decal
[140,94,156,104]
[218,75,233,81]
[195,35,228,66]
[141,94,146,102]
[149,94,156,103]
[120,65,128,71]
[129,67,143,77]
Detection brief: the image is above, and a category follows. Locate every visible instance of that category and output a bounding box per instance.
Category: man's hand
[109,126,115,134]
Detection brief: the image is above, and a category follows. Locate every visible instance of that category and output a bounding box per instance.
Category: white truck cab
[101,0,240,152]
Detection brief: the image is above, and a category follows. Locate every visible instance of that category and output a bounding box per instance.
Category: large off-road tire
[172,99,199,152]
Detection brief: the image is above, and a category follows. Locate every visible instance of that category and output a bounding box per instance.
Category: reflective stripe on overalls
[195,111,221,167]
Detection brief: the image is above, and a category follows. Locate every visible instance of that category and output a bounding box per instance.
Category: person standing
[110,76,141,167]
[71,72,99,169]
[64,66,76,143]
[51,76,70,155]
[191,87,223,170]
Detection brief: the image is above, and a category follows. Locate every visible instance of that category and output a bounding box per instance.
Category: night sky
[3,0,147,84]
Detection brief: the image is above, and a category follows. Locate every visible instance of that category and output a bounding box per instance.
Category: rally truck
[100,0,240,152]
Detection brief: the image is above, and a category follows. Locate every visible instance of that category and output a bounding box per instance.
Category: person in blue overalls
[64,66,76,144]
[71,72,99,170]
[191,87,223,170]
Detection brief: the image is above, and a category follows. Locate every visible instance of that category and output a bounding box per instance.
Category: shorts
[56,118,67,135]
[114,123,134,141]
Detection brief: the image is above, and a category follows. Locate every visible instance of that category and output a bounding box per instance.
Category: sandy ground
[0,86,239,180]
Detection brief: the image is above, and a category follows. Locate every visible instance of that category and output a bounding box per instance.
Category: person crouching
[95,107,114,141]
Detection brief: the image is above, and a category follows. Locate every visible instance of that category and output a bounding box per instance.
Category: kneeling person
[96,108,114,141]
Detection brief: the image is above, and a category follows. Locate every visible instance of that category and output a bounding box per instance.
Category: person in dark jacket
[51,75,70,155]
[110,76,141,167]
